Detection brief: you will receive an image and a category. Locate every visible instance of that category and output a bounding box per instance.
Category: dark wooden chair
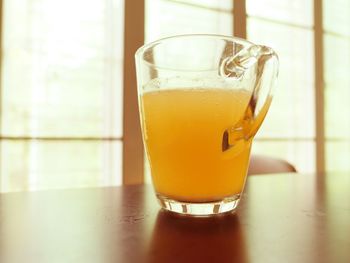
[248,155,297,175]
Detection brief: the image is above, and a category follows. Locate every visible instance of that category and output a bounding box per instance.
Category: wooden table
[0,172,349,263]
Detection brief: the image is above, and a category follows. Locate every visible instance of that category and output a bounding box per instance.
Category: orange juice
[141,88,254,202]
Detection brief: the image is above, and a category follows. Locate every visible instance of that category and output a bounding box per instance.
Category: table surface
[0,172,349,263]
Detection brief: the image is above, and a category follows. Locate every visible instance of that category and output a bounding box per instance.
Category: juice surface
[141,88,253,202]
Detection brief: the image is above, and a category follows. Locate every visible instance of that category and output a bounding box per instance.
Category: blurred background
[0,0,349,192]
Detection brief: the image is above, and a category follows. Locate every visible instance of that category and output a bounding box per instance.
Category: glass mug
[135,34,278,216]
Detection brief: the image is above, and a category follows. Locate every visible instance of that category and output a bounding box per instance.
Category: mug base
[156,193,241,216]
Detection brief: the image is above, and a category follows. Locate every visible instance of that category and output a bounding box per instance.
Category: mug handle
[222,45,279,153]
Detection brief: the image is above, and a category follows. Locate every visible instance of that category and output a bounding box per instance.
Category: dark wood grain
[0,173,350,263]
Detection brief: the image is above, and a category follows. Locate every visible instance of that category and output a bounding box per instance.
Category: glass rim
[135,34,255,69]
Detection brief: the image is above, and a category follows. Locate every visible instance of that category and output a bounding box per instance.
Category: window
[145,0,350,176]
[1,0,123,191]
[323,0,350,172]
[1,0,349,192]
[246,0,316,173]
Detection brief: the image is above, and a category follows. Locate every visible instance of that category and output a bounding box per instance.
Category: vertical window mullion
[123,0,144,184]
[0,0,4,191]
[314,0,325,174]
[233,0,246,38]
